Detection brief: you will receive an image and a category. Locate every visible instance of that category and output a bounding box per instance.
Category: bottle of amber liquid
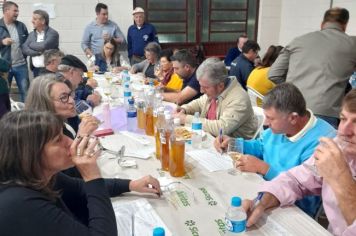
[169,118,185,177]
[145,91,155,136]
[160,113,173,171]
[137,100,146,130]
[154,107,165,160]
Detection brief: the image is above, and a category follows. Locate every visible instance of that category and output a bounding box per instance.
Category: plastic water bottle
[127,98,137,132]
[123,83,132,108]
[350,71,356,89]
[225,196,247,235]
[191,112,202,148]
[122,70,130,83]
[153,227,165,236]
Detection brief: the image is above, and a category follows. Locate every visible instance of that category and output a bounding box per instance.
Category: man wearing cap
[127,7,159,65]
[81,3,126,58]
[58,55,101,107]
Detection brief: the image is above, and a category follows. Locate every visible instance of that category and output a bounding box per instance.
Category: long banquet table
[92,72,331,236]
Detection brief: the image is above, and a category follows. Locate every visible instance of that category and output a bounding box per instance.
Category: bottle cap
[164,113,171,120]
[231,196,241,207]
[194,111,200,117]
[173,118,180,125]
[153,227,165,236]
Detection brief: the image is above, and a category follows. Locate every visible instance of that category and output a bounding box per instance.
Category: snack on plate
[175,127,193,140]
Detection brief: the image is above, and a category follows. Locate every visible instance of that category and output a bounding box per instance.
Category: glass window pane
[148,11,186,21]
[154,23,186,33]
[148,0,186,9]
[211,11,246,21]
[158,34,186,43]
[211,0,247,9]
[135,0,145,8]
[211,22,245,32]
[210,33,238,42]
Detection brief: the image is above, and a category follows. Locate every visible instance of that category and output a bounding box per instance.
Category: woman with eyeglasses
[25,74,99,177]
[25,73,97,140]
[95,38,130,73]
[0,110,161,236]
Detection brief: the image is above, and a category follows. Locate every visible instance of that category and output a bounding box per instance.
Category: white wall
[7,0,134,62]
[258,0,356,56]
[3,0,356,61]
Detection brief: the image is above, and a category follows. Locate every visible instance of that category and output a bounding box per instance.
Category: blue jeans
[8,63,29,102]
[316,115,339,129]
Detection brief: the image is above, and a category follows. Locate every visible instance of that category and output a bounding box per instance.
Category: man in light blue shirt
[215,83,335,216]
[81,3,126,58]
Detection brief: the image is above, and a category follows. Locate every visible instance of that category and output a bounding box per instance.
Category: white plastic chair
[252,106,265,139]
[247,87,264,107]
[10,98,25,111]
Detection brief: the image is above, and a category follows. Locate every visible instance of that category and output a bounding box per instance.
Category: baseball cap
[132,7,144,15]
[60,55,88,72]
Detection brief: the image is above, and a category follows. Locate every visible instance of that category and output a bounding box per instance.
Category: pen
[219,128,223,154]
[252,192,264,210]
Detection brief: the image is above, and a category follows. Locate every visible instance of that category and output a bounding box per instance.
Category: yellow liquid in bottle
[137,108,145,129]
[145,107,154,136]
[169,140,185,177]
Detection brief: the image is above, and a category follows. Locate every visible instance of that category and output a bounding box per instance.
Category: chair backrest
[247,87,264,107]
[252,106,265,139]
[10,98,25,111]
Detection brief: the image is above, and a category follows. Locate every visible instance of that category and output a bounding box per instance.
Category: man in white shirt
[22,9,59,78]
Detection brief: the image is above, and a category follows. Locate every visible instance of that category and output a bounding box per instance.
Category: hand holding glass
[227,139,243,175]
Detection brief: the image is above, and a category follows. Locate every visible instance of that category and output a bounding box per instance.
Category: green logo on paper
[215,219,226,236]
[185,220,199,236]
[177,190,190,207]
[198,187,218,206]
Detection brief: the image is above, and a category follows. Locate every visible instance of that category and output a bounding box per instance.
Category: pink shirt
[260,155,356,236]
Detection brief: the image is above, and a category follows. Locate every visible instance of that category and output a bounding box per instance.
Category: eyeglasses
[54,91,74,104]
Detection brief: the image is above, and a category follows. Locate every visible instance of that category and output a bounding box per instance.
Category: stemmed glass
[302,129,345,176]
[103,82,112,103]
[227,139,244,175]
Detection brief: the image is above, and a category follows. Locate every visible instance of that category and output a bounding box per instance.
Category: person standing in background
[0,1,29,102]
[269,7,356,128]
[22,9,59,78]
[127,7,159,65]
[81,3,126,59]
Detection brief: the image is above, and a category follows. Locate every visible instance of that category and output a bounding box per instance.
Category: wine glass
[103,83,112,103]
[302,129,344,176]
[227,139,244,175]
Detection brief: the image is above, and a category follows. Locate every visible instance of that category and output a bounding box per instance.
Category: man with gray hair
[22,9,59,77]
[174,57,256,139]
[214,83,335,216]
[39,49,64,75]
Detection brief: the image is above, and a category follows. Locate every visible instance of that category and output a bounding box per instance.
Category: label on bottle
[225,218,246,233]
[192,122,202,131]
[124,91,132,97]
[160,133,166,144]
[127,111,137,118]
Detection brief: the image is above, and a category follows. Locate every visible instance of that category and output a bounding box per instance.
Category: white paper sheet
[99,134,154,159]
[120,131,152,146]
[186,149,233,172]
[112,199,172,236]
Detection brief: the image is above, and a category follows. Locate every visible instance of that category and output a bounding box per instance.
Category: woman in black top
[0,111,161,236]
